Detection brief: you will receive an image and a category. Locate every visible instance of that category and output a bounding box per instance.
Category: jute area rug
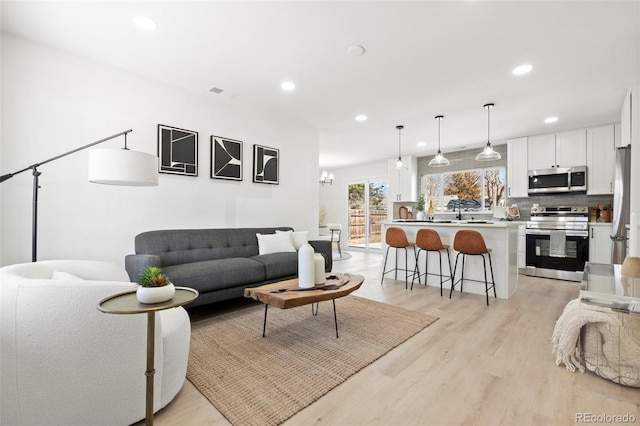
[187,295,438,426]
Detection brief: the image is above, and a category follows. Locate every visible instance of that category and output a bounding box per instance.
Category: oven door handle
[526,229,551,235]
[525,228,588,237]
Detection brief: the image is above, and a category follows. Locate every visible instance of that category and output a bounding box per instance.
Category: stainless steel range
[523,206,589,281]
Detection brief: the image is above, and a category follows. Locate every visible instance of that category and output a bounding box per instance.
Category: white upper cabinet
[387,156,417,202]
[528,129,586,170]
[507,137,528,198]
[555,129,587,167]
[586,125,616,195]
[528,133,556,170]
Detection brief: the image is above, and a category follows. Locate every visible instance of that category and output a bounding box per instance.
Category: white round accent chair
[0,260,191,426]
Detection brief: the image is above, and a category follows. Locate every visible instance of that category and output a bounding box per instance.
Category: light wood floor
[146,251,640,426]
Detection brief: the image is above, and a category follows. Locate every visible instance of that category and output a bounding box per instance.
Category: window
[422,167,505,212]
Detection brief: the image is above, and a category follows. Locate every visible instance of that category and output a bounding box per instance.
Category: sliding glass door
[348,180,387,251]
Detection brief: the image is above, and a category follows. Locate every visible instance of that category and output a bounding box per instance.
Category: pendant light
[429,115,450,167]
[395,125,405,169]
[476,103,501,161]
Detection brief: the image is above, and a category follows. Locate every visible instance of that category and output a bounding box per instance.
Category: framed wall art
[158,124,198,176]
[253,144,279,185]
[210,135,243,181]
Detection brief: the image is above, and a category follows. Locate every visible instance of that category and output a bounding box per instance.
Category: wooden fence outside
[348,209,387,243]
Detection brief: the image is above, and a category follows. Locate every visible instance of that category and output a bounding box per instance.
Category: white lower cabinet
[589,223,613,264]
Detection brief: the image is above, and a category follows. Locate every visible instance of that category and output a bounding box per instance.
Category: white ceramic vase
[416,211,425,220]
[298,243,315,288]
[136,283,176,304]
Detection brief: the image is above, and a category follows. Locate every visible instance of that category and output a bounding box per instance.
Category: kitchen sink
[464,220,493,224]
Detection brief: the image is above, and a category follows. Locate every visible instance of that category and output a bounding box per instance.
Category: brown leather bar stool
[411,228,453,296]
[450,230,496,305]
[381,227,416,289]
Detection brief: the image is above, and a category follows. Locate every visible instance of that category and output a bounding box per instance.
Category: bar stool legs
[412,248,453,296]
[450,230,497,306]
[381,245,416,289]
[411,228,452,296]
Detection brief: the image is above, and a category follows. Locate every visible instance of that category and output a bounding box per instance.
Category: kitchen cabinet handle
[508,187,511,196]
[591,228,594,238]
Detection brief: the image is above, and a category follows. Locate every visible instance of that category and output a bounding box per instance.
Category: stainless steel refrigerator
[611,145,632,263]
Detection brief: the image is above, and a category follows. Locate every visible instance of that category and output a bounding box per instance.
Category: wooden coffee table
[244,272,364,338]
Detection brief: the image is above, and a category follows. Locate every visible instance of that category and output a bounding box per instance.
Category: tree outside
[421,167,505,212]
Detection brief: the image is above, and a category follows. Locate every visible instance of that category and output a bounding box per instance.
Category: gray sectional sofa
[125,227,332,308]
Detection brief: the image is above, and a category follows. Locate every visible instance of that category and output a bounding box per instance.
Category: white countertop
[384,220,521,228]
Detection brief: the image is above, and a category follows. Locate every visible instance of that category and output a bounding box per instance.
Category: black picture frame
[158,124,198,176]
[253,144,279,185]
[210,135,243,181]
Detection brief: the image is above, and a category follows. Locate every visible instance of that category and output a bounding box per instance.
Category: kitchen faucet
[456,205,462,220]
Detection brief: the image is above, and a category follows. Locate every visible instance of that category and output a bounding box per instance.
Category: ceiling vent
[206,86,238,100]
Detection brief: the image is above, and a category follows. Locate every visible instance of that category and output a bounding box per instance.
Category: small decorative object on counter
[414,195,425,220]
[136,266,176,304]
[427,199,435,221]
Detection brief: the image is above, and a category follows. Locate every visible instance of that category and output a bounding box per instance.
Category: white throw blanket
[551,298,640,387]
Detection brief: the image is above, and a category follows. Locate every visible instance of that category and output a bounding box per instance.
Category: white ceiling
[2,1,639,169]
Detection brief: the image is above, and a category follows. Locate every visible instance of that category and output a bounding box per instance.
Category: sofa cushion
[256,232,296,255]
[162,258,266,293]
[251,253,298,280]
[275,230,309,250]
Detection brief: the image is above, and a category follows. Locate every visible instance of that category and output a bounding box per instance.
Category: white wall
[0,34,320,266]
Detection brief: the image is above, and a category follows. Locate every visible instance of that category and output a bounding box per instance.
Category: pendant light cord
[438,117,442,151]
[484,103,494,145]
[396,125,404,160]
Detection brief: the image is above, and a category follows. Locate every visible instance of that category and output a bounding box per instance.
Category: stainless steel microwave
[528,166,587,194]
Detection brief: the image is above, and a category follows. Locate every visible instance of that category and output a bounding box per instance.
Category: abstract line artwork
[210,135,242,181]
[158,124,198,176]
[253,144,279,185]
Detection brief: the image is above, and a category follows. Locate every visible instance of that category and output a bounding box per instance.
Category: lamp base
[621,257,640,278]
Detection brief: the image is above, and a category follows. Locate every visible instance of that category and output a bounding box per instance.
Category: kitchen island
[381,220,520,299]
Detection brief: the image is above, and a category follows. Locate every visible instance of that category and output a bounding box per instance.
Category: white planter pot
[416,211,425,220]
[136,283,176,304]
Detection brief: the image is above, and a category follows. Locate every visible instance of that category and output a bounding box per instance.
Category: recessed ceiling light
[417,141,427,147]
[544,116,558,124]
[133,16,157,31]
[512,64,533,75]
[355,115,367,122]
[281,81,296,91]
[347,45,366,56]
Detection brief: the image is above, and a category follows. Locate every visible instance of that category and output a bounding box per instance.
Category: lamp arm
[0,129,133,183]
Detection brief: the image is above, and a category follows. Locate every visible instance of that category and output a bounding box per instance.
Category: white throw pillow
[276,230,309,250]
[51,270,84,280]
[256,232,296,255]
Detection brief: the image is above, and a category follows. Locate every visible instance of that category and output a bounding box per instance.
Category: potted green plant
[414,195,426,220]
[136,266,175,304]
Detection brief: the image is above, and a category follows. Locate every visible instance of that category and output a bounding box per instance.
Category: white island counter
[381,220,521,299]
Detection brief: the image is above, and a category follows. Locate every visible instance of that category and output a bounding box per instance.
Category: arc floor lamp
[1,129,158,262]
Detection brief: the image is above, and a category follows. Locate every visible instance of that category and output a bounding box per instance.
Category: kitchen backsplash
[508,194,614,221]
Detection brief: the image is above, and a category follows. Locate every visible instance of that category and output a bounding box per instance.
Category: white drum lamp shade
[89,148,158,186]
